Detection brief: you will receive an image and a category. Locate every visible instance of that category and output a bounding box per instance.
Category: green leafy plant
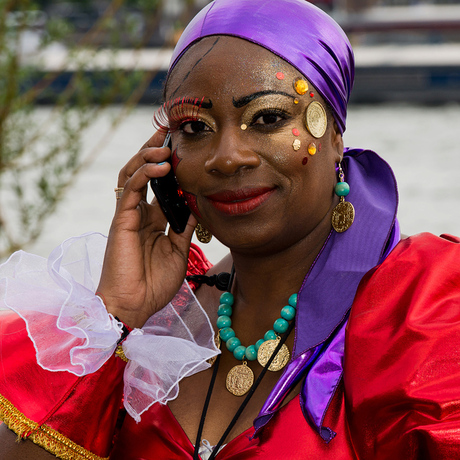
[0,0,201,259]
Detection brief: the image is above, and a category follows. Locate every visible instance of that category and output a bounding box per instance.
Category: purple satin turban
[168,0,355,134]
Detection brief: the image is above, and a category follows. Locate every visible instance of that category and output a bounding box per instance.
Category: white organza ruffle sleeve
[0,232,220,422]
[122,282,219,421]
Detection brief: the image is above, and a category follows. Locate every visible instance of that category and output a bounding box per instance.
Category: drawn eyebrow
[232,91,295,108]
[169,37,221,98]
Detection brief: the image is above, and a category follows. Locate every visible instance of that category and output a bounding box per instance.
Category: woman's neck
[229,217,332,310]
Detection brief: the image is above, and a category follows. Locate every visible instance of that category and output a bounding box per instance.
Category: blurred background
[1,0,459,263]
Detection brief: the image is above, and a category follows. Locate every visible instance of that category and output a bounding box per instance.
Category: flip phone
[150,133,191,233]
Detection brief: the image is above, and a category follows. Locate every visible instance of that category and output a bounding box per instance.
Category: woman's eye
[180,120,209,134]
[252,111,287,126]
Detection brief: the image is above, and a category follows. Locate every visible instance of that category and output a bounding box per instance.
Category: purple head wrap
[168,0,354,133]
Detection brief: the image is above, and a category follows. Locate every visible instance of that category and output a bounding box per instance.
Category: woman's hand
[96,131,197,328]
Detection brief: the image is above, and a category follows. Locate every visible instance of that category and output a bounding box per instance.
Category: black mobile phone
[150,133,191,233]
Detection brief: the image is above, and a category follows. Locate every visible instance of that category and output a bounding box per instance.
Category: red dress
[1,234,460,459]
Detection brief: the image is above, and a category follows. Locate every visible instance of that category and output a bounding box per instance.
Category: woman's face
[165,36,343,255]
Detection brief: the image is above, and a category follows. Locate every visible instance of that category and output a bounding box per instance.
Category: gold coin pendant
[331,200,355,233]
[257,339,290,372]
[226,362,254,396]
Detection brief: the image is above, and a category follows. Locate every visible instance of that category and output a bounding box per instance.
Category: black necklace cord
[227,265,236,291]
[193,353,221,460]
[207,319,296,460]
[186,272,231,291]
[193,265,235,459]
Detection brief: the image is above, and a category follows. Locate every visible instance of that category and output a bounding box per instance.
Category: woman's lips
[205,187,275,215]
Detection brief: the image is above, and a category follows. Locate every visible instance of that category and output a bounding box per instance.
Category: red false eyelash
[152,96,205,133]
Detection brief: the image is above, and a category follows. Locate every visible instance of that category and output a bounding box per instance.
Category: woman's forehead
[166,36,300,99]
[167,0,353,133]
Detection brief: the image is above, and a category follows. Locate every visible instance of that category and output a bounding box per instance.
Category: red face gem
[276,72,285,80]
[318,143,322,152]
[302,157,308,165]
[182,191,200,217]
[292,128,300,136]
[309,92,314,97]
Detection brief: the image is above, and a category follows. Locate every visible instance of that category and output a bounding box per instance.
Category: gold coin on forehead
[305,101,327,138]
[226,363,254,396]
[257,339,290,372]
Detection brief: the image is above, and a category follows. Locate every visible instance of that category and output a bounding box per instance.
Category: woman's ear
[331,121,344,163]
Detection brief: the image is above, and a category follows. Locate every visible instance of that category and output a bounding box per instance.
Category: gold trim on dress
[0,393,108,460]
[115,344,129,362]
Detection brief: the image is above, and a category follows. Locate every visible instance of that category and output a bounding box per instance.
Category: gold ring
[114,187,124,200]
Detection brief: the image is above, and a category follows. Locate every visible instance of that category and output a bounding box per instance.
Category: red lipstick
[206,187,275,215]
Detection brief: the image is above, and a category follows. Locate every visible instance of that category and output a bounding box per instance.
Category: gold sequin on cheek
[292,139,301,151]
[294,98,299,104]
[308,142,317,155]
[241,124,248,130]
[294,78,308,95]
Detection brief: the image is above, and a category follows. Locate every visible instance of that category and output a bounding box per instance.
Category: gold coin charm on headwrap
[195,223,212,243]
[257,336,290,372]
[305,101,327,138]
[331,163,355,233]
[226,362,254,396]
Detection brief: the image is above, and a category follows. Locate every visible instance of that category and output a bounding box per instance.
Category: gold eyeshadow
[240,94,296,126]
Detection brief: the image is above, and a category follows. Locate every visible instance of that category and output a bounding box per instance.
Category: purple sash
[253,148,399,441]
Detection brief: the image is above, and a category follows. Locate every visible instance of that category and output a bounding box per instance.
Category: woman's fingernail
[158,161,166,165]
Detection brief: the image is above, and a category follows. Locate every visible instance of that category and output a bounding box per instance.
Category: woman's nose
[204,129,260,176]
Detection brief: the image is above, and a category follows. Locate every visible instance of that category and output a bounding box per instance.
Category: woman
[1,0,460,459]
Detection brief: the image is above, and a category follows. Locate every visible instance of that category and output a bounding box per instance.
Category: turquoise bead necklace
[217,289,298,396]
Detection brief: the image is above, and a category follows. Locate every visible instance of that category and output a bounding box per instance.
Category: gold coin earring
[331,163,355,233]
[195,223,212,243]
